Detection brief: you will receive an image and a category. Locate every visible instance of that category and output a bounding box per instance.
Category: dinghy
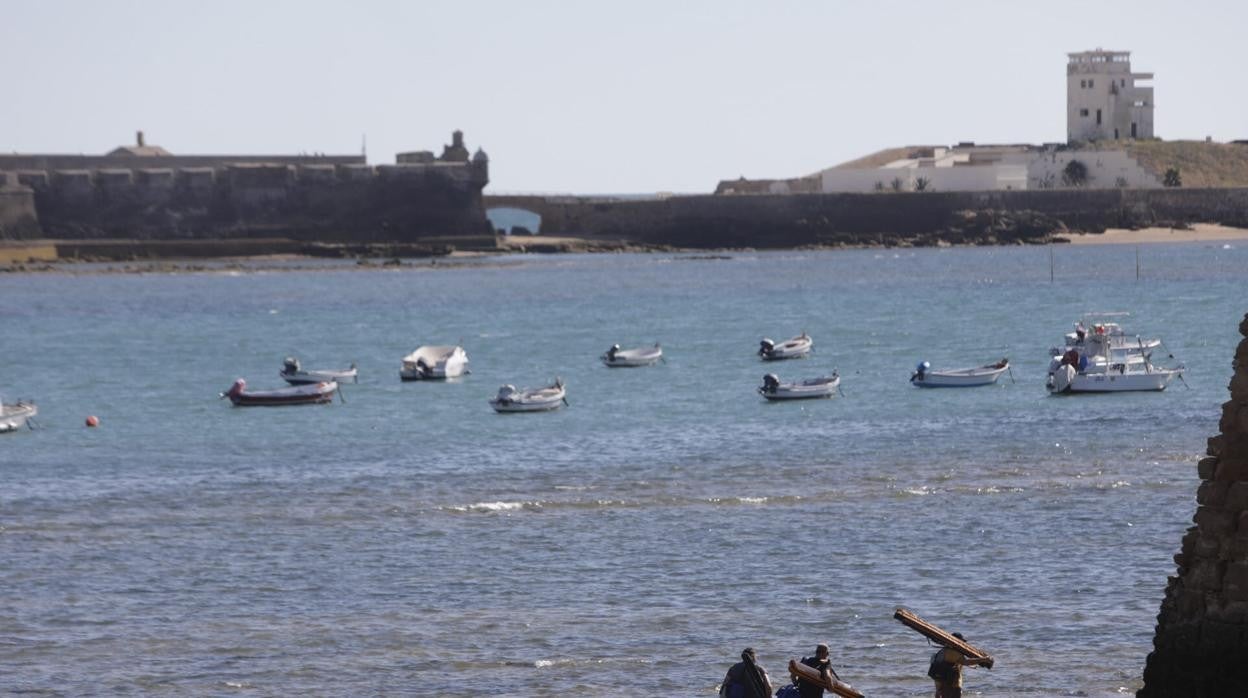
[222,378,338,406]
[911,358,1010,388]
[758,373,839,400]
[0,399,37,433]
[601,343,663,367]
[759,332,812,361]
[280,356,358,385]
[400,345,469,380]
[489,378,567,413]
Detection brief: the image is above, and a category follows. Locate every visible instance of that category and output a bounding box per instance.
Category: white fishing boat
[758,373,840,400]
[1047,360,1181,393]
[759,332,813,361]
[1061,313,1162,353]
[602,343,663,367]
[911,359,1011,388]
[400,345,469,380]
[489,378,567,413]
[0,399,37,433]
[280,356,358,385]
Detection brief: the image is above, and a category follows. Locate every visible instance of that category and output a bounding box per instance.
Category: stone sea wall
[1139,313,1248,697]
[494,188,1248,248]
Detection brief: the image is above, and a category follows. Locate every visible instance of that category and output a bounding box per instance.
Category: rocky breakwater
[1139,312,1248,697]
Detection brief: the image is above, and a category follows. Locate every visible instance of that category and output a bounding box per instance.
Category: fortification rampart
[0,175,40,239]
[5,159,491,241]
[487,188,1248,248]
[1139,314,1248,697]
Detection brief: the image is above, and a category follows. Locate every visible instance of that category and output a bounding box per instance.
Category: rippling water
[1,243,1244,696]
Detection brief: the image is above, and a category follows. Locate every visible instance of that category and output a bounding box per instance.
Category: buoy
[85,415,100,427]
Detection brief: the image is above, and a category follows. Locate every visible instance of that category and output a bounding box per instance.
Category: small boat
[400,345,469,380]
[489,378,567,413]
[759,332,813,361]
[1064,314,1162,352]
[280,356,358,385]
[911,358,1011,388]
[758,372,840,400]
[0,399,37,433]
[222,378,338,406]
[601,343,663,367]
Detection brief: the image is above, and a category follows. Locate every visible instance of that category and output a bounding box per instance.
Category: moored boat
[602,343,663,367]
[759,332,813,361]
[1047,360,1181,394]
[0,399,37,433]
[222,378,338,406]
[489,378,567,413]
[401,345,469,380]
[280,356,358,385]
[911,358,1011,388]
[758,372,840,400]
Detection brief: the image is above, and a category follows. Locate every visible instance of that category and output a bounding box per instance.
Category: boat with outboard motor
[911,358,1011,388]
[602,343,663,367]
[1046,334,1183,394]
[400,345,469,380]
[759,332,813,361]
[758,372,840,400]
[0,399,37,432]
[222,378,338,406]
[1059,313,1162,355]
[489,378,567,413]
[280,356,358,385]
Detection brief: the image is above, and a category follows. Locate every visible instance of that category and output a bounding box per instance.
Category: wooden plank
[788,659,865,698]
[892,607,994,669]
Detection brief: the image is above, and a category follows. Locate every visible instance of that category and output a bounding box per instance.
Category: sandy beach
[1059,222,1248,245]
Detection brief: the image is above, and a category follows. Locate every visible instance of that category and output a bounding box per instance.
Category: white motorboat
[280,356,358,385]
[1047,360,1181,393]
[1061,314,1162,353]
[602,343,663,367]
[911,359,1011,388]
[758,373,840,400]
[401,345,469,380]
[0,399,37,433]
[759,332,813,361]
[489,378,567,413]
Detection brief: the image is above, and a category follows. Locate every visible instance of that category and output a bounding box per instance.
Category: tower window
[1088,79,1094,88]
[1079,109,1089,117]
[1080,79,1086,88]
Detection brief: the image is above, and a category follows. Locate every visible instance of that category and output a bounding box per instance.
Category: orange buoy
[85,415,100,427]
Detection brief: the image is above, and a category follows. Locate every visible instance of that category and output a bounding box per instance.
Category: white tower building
[1066,49,1154,143]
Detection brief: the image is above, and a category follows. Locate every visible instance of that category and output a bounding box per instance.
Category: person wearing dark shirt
[792,642,838,697]
[719,647,773,698]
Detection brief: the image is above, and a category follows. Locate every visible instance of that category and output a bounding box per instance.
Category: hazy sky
[4,1,1245,193]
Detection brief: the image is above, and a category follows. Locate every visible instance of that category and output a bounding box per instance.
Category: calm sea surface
[1,243,1245,696]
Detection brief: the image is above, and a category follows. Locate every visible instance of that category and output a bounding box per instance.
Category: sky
[3,0,1246,194]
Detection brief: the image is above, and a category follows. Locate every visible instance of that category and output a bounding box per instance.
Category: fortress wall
[0,181,40,239]
[0,154,362,172]
[14,159,490,242]
[1139,314,1248,697]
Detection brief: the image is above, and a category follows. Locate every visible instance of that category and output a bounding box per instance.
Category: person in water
[792,642,838,697]
[719,647,773,698]
[928,633,991,698]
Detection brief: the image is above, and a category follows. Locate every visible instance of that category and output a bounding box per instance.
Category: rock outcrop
[1139,313,1248,697]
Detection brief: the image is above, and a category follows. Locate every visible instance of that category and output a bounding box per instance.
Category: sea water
[1,243,1244,696]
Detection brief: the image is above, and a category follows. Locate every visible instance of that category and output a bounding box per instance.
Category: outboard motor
[761,373,780,394]
[606,344,620,361]
[226,378,246,397]
[282,357,300,375]
[495,384,517,404]
[911,360,930,383]
[1049,364,1076,393]
[758,338,775,357]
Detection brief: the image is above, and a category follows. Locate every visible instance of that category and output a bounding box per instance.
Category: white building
[1067,49,1154,142]
[817,144,1159,193]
